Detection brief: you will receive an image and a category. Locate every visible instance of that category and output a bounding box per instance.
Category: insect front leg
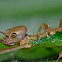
[0,31,7,43]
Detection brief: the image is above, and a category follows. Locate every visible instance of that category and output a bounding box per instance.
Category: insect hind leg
[59,19,62,28]
[56,51,62,62]
[37,23,50,34]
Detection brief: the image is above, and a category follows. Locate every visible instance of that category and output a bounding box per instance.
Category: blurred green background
[0,0,62,62]
[0,0,62,34]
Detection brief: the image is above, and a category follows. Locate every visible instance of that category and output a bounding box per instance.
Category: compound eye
[6,29,10,32]
[11,33,17,38]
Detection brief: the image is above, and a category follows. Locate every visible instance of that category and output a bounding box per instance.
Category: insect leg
[37,23,50,34]
[0,31,6,35]
[56,51,62,62]
[0,45,28,54]
[59,19,62,28]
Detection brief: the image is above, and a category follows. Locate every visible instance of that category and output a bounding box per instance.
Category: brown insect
[0,19,62,62]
